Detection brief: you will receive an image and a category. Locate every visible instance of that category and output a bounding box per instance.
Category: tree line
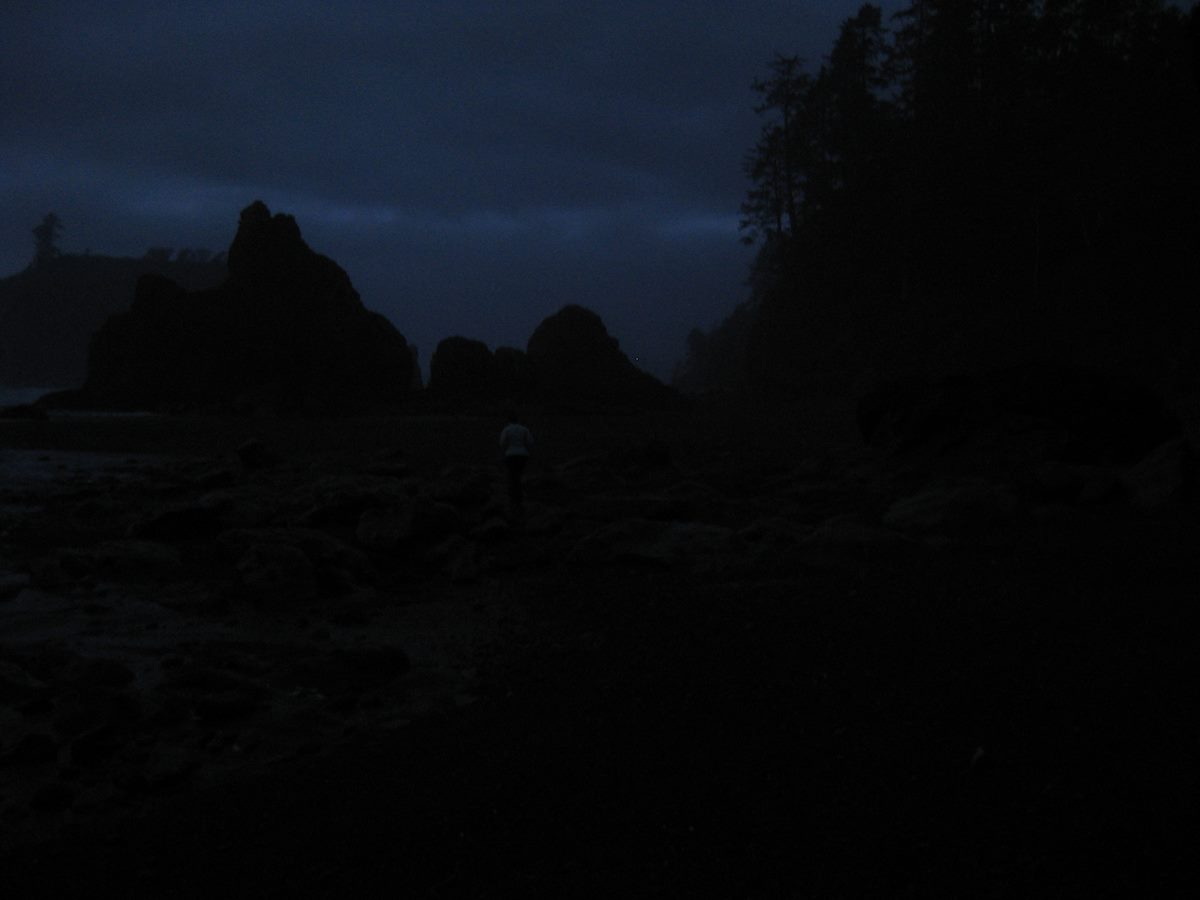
[679,0,1200,399]
[28,213,224,269]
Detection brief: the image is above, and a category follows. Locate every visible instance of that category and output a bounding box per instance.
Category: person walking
[499,409,534,515]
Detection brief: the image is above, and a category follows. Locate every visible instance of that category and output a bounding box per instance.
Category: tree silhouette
[684,0,1200,397]
[31,213,63,267]
[739,55,810,244]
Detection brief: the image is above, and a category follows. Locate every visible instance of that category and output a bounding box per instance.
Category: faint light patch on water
[46,409,157,419]
[0,450,164,487]
[1,384,158,418]
[0,386,59,406]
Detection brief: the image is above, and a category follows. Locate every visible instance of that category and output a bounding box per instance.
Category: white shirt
[500,423,534,457]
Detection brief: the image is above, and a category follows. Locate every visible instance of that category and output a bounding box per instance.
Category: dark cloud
[1,0,900,378]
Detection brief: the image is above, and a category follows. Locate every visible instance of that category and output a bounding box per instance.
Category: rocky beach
[4,0,1199,889]
[0,396,1195,896]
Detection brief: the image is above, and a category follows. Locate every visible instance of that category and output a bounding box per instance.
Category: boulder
[68,724,122,766]
[362,448,411,480]
[130,505,224,541]
[355,507,413,552]
[75,201,418,413]
[354,497,465,552]
[883,481,1021,534]
[605,441,674,479]
[219,527,374,588]
[292,474,412,526]
[1,733,59,767]
[235,542,318,604]
[428,536,482,583]
[410,498,466,542]
[802,515,914,551]
[0,661,48,705]
[28,780,77,812]
[426,466,494,508]
[651,522,743,569]
[70,658,136,689]
[1120,438,1193,510]
[135,746,202,793]
[1030,461,1121,504]
[286,645,409,697]
[470,516,511,542]
[0,571,31,601]
[796,515,917,568]
[162,663,266,725]
[88,540,184,582]
[739,517,808,551]
[567,517,740,572]
[858,364,1182,470]
[28,550,93,588]
[197,485,280,529]
[50,684,141,739]
[237,438,282,470]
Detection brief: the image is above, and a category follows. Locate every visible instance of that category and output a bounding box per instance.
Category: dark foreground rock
[3,516,1196,897]
[857,364,1194,516]
[857,364,1182,467]
[0,408,1194,896]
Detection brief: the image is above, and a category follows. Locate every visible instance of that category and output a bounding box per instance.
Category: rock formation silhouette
[56,202,417,413]
[426,306,676,411]
[525,305,678,410]
[0,253,226,388]
[429,336,498,402]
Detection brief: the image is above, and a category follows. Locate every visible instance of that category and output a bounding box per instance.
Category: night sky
[1,1,900,379]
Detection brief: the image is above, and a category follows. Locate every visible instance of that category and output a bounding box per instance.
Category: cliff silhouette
[0,253,226,388]
[50,202,417,413]
[428,305,680,412]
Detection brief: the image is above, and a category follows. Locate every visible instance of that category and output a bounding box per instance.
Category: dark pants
[504,454,527,507]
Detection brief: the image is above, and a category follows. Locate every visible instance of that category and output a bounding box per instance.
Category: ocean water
[0,449,151,485]
[0,386,59,407]
[0,385,155,418]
